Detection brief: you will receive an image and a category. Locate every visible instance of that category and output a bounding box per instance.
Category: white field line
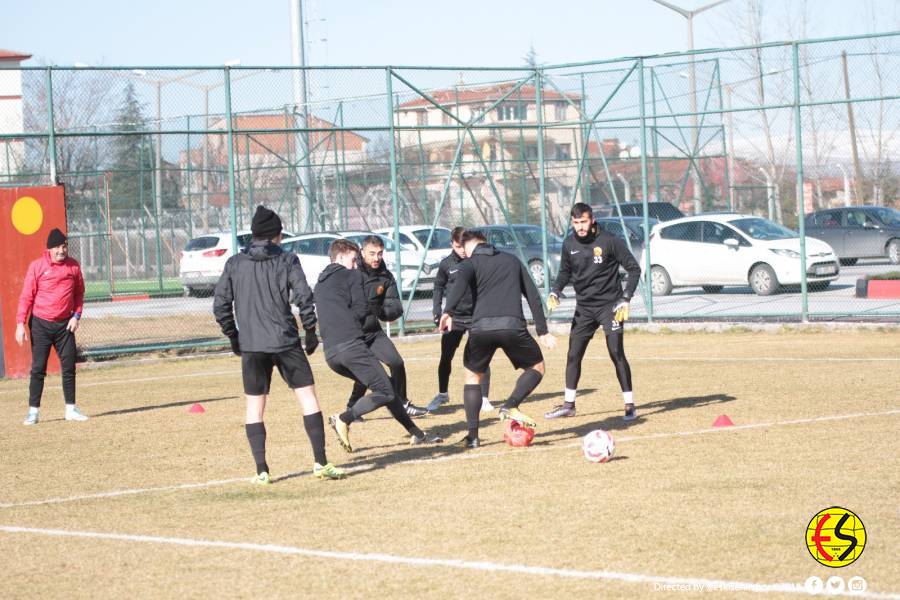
[1,408,897,509]
[0,526,896,598]
[2,354,898,397]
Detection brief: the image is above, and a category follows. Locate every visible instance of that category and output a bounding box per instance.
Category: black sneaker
[544,403,576,419]
[624,403,637,421]
[405,401,428,418]
[456,435,480,449]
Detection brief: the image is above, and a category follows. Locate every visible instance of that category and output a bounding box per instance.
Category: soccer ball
[582,429,615,463]
[504,420,535,447]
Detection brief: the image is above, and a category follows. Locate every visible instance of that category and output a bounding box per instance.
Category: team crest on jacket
[593,246,603,264]
[376,285,384,296]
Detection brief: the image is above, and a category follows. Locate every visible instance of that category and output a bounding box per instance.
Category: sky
[2,0,899,68]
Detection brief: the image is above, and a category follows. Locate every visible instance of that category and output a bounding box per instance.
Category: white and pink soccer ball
[582,429,615,463]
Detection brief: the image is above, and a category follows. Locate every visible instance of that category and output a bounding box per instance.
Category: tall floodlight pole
[291,0,316,231]
[650,0,730,214]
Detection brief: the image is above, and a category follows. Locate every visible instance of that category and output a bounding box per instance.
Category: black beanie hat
[251,205,282,239]
[47,228,67,249]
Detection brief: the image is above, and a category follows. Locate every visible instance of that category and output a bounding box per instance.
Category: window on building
[554,102,567,121]
[557,143,571,160]
[496,103,528,121]
[416,111,427,126]
[442,112,452,126]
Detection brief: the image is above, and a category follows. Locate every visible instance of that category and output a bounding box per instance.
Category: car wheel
[749,264,779,296]
[701,285,723,294]
[528,260,546,288]
[887,239,900,265]
[839,258,858,266]
[809,281,831,291]
[651,266,672,296]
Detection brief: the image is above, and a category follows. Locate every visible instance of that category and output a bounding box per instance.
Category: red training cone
[188,403,206,414]
[712,414,733,427]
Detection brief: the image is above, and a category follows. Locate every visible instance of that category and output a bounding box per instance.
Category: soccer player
[428,226,492,413]
[214,205,345,484]
[16,228,88,425]
[545,202,642,421]
[344,235,427,419]
[316,239,441,453]
[439,229,556,448]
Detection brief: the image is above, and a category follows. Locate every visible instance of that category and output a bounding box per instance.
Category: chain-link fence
[1,31,898,357]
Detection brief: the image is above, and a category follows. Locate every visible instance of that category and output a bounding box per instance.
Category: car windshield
[411,228,452,249]
[730,218,798,240]
[512,227,561,245]
[871,208,900,226]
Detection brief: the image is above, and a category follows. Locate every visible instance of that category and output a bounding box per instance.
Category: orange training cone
[712,414,734,427]
[188,403,205,414]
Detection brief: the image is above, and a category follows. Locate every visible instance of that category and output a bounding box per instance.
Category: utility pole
[650,0,730,214]
[841,51,864,204]
[291,0,316,231]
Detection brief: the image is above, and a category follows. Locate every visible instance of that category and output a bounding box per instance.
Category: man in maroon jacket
[15,228,87,425]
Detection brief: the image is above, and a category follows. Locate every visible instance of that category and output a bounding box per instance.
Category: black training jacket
[213,240,316,353]
[358,260,403,337]
[314,263,368,358]
[551,225,641,307]
[432,251,474,324]
[443,243,548,336]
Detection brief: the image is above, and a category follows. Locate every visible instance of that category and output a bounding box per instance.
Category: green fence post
[225,67,239,256]
[638,58,654,322]
[535,68,550,297]
[793,43,809,322]
[44,67,58,184]
[150,137,164,292]
[386,67,404,334]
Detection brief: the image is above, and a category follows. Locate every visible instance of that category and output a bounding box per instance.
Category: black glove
[229,336,241,356]
[433,315,441,326]
[304,327,319,356]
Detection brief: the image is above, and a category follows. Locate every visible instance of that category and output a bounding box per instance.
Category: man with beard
[545,203,642,421]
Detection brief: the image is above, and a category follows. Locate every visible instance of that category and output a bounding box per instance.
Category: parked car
[180,229,292,296]
[648,214,840,296]
[280,233,337,288]
[593,201,684,222]
[804,206,900,265]
[374,225,453,266]
[593,216,659,264]
[340,230,439,293]
[468,224,562,287]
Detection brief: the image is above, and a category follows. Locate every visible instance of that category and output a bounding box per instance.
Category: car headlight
[770,249,800,259]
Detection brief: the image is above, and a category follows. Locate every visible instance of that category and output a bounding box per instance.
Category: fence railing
[1,31,898,356]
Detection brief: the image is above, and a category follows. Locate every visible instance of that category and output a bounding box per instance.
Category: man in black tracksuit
[545,202,642,421]
[345,236,427,418]
[213,205,344,483]
[316,239,440,453]
[440,230,556,448]
[428,226,491,413]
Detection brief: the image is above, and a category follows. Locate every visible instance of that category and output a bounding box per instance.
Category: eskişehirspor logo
[806,507,866,567]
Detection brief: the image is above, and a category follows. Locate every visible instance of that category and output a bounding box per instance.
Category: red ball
[504,419,535,447]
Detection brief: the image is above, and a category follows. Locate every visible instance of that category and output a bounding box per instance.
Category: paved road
[87,259,900,322]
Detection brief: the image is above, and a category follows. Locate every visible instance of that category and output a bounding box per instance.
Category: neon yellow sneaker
[499,407,537,428]
[313,463,346,480]
[251,471,271,485]
[328,415,353,453]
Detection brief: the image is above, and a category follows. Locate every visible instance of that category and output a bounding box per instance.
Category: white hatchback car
[648,214,840,296]
[180,229,294,296]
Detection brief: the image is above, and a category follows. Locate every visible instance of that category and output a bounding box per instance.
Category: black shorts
[241,346,315,395]
[571,304,623,340]
[463,329,543,373]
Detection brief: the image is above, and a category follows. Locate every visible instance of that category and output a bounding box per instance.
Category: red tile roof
[398,83,580,109]
[0,49,31,61]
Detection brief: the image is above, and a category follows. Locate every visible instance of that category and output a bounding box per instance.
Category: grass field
[1,330,898,599]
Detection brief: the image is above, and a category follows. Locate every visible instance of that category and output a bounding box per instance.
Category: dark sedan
[469,224,562,287]
[805,206,900,265]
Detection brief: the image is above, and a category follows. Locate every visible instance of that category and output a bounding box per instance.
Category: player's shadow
[532,393,737,444]
[92,396,238,417]
[426,388,597,416]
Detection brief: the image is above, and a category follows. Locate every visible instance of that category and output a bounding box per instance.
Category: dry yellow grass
[0,330,898,599]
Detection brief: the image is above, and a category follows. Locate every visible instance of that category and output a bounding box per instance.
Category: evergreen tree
[109,82,153,210]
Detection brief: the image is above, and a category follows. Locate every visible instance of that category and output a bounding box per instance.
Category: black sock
[463,384,481,439]
[480,368,491,399]
[343,394,385,424]
[502,368,544,410]
[303,412,328,466]
[244,422,268,475]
